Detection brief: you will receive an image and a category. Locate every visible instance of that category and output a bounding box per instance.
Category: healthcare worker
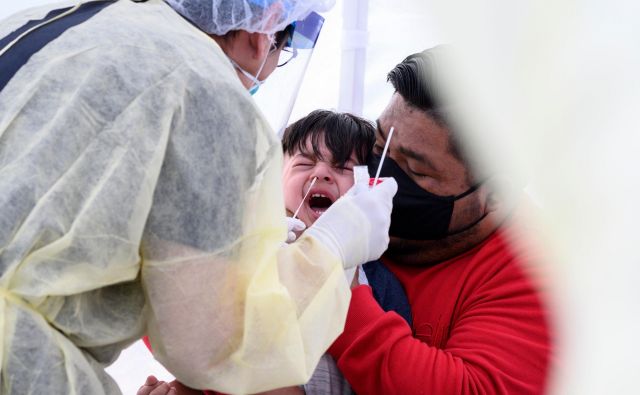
[0,1,397,394]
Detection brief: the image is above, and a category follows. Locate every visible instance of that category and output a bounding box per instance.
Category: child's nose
[311,163,334,183]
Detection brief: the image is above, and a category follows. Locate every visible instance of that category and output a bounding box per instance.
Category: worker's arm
[140,66,393,394]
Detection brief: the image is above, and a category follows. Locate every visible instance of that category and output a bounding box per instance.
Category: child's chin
[301,214,314,227]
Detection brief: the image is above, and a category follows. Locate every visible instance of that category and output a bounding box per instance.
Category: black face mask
[367,153,485,240]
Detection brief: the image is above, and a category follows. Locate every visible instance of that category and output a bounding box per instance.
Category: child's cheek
[282,185,300,217]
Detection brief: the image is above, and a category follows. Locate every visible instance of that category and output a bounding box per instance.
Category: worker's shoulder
[76,6,242,93]
[426,231,524,292]
[0,2,63,36]
[85,3,216,64]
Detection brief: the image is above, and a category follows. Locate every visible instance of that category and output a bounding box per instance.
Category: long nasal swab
[372,126,395,186]
[292,177,318,219]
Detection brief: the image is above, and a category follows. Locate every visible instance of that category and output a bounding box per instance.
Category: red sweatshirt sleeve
[329,270,550,394]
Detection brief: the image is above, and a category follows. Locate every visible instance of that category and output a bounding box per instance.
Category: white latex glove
[286,217,307,243]
[304,178,398,269]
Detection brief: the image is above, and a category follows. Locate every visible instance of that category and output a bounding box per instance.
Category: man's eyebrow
[398,145,438,172]
[376,120,437,171]
[397,145,425,162]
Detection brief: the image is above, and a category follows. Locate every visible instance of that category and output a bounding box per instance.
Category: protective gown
[0,1,349,394]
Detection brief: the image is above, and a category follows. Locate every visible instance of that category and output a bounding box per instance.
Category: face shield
[252,11,325,138]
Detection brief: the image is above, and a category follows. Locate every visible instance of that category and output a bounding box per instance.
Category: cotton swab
[372,126,395,186]
[292,177,318,219]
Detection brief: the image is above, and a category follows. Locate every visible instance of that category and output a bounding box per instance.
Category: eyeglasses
[277,47,298,67]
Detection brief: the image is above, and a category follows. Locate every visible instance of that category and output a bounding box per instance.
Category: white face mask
[229,35,274,95]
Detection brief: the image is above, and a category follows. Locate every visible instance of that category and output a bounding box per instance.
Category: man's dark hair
[387,47,452,124]
[282,110,375,167]
[386,45,467,167]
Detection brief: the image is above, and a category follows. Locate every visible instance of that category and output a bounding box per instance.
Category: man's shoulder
[394,230,532,286]
[452,227,548,308]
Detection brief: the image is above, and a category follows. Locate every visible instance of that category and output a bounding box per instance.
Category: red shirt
[328,230,552,394]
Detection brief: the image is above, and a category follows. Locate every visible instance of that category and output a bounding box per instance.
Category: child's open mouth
[306,191,335,219]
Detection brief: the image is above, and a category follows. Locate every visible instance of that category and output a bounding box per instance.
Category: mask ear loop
[447,180,487,236]
[454,183,480,199]
[228,35,272,92]
[249,34,276,88]
[446,210,489,237]
[453,175,491,200]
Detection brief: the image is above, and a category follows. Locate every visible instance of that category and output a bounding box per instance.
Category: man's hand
[137,376,177,395]
[169,380,205,395]
[137,376,204,395]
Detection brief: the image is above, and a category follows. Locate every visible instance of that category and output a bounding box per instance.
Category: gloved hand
[303,178,398,269]
[286,217,307,243]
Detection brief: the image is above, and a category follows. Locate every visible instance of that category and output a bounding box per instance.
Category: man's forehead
[379,98,448,143]
[378,97,457,171]
[381,92,416,118]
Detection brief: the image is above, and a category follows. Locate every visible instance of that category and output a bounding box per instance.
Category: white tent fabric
[2,0,640,394]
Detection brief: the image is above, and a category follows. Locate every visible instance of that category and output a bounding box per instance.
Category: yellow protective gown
[0,1,349,394]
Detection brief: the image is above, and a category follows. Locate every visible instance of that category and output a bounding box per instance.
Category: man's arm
[329,263,551,394]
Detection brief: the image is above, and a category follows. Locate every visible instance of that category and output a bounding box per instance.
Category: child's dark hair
[282,110,375,167]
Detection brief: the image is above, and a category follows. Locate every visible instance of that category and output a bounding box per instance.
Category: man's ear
[247,32,271,60]
[483,175,517,213]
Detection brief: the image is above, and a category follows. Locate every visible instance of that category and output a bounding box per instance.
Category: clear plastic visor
[253,11,325,138]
